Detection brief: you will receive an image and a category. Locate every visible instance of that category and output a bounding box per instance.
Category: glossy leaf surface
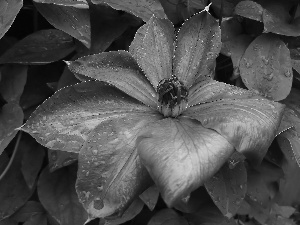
[0,0,22,40]
[76,113,160,219]
[0,29,75,64]
[129,16,174,88]
[34,2,90,48]
[38,164,88,225]
[67,51,158,108]
[91,0,166,22]
[205,152,247,218]
[137,118,235,206]
[239,34,293,101]
[185,92,284,164]
[234,1,263,21]
[174,10,221,87]
[22,81,155,153]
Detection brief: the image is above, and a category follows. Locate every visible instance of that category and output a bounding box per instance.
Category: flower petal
[137,118,234,206]
[21,81,157,153]
[188,80,257,107]
[76,113,161,219]
[67,51,157,108]
[129,16,175,88]
[173,10,221,88]
[184,98,284,164]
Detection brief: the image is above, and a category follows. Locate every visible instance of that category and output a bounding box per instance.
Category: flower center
[157,76,188,117]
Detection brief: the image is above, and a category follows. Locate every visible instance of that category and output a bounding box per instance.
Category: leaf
[34,2,91,48]
[0,138,33,220]
[184,81,284,164]
[211,0,241,17]
[187,0,208,10]
[33,0,88,8]
[234,1,263,21]
[76,112,160,219]
[129,16,174,88]
[103,198,144,225]
[139,185,159,211]
[12,201,46,225]
[0,218,18,225]
[21,81,157,153]
[38,164,88,225]
[204,152,247,218]
[0,0,22,40]
[262,0,300,36]
[0,29,75,65]
[174,186,211,213]
[137,117,235,206]
[91,0,166,22]
[56,66,80,90]
[0,103,24,156]
[239,33,293,101]
[88,4,141,54]
[185,200,237,225]
[48,149,78,172]
[21,138,45,189]
[67,51,158,108]
[247,161,283,208]
[174,9,221,87]
[148,209,189,225]
[0,65,27,103]
[276,134,300,205]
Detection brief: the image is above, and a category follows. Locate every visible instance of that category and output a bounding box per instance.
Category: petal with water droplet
[184,97,284,164]
[137,117,234,206]
[21,81,157,153]
[76,113,161,219]
[68,51,158,108]
[173,10,221,87]
[130,16,174,88]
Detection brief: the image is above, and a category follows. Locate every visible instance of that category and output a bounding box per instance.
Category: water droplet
[284,70,292,77]
[265,72,274,81]
[97,186,103,191]
[92,149,98,155]
[86,171,89,176]
[181,195,190,203]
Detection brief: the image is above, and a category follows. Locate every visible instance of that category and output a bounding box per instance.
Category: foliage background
[0,0,300,225]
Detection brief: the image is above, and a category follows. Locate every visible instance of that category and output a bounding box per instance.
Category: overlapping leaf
[0,29,75,64]
[137,118,235,206]
[0,0,22,40]
[38,164,88,225]
[34,2,91,48]
[239,33,293,101]
[91,0,167,22]
[139,185,159,211]
[204,152,247,218]
[147,209,189,225]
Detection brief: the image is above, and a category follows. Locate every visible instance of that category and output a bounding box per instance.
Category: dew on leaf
[92,149,98,155]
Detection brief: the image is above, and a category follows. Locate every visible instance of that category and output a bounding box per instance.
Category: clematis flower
[22,8,284,220]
